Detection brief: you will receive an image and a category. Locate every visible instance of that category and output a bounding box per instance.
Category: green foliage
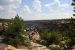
[39,30,62,46]
[65,38,75,47]
[4,15,30,47]
[39,17,75,48]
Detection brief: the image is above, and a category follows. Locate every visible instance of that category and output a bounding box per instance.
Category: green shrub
[65,38,75,47]
[39,30,62,46]
[5,15,31,47]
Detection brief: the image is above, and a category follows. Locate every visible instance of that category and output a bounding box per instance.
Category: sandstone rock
[5,45,16,50]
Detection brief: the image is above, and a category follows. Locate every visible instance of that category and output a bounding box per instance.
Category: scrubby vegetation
[38,17,75,49]
[3,15,31,47]
[0,15,75,50]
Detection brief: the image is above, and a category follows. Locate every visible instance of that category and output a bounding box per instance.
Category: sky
[0,0,74,20]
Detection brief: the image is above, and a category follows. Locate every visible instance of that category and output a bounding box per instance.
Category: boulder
[5,45,16,50]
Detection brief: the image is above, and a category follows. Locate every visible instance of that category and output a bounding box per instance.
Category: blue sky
[0,0,73,20]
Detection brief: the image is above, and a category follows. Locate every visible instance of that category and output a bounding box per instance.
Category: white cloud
[0,5,4,10]
[20,5,31,16]
[10,0,21,4]
[19,5,32,20]
[23,5,31,13]
[33,0,41,12]
[0,0,72,20]
[32,12,72,20]
[43,13,72,19]
[19,0,72,20]
[0,0,22,19]
[45,0,70,11]
[20,4,72,20]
